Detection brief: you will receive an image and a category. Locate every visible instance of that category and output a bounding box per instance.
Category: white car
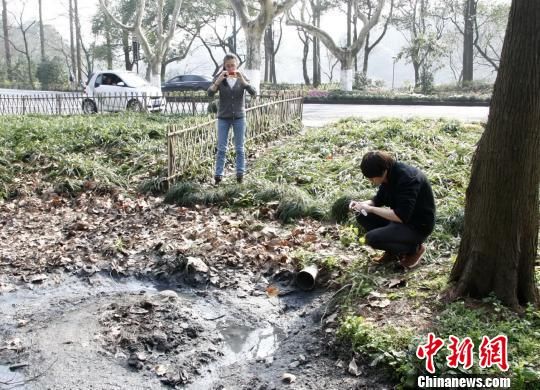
[82,70,165,113]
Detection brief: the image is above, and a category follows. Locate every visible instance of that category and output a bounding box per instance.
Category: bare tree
[322,46,339,82]
[287,0,385,90]
[99,0,184,86]
[393,0,447,92]
[445,0,539,310]
[360,0,394,75]
[293,0,313,84]
[472,1,508,72]
[264,17,283,83]
[2,0,12,81]
[229,0,299,91]
[4,4,37,88]
[197,12,245,76]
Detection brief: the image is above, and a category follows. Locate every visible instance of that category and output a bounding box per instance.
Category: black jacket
[372,162,436,236]
[207,77,257,119]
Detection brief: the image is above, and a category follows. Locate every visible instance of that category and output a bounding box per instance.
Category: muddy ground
[0,192,394,389]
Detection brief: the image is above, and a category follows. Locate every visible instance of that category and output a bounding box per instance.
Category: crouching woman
[349,151,436,268]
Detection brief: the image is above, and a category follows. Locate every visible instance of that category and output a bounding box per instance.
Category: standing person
[349,151,436,269]
[208,53,257,185]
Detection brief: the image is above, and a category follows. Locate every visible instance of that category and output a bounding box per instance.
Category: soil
[0,193,394,390]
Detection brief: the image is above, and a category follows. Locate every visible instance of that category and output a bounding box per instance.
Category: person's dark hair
[223,53,239,64]
[360,151,395,178]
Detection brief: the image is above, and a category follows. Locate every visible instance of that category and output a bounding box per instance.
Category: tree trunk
[244,27,264,92]
[413,60,420,88]
[312,11,321,87]
[105,28,113,69]
[2,0,12,81]
[340,53,354,90]
[74,0,83,83]
[38,0,45,61]
[21,29,34,88]
[363,34,370,74]
[302,36,310,85]
[264,25,273,83]
[447,0,540,309]
[149,57,161,87]
[69,0,76,83]
[462,0,475,85]
[232,10,237,53]
[310,0,322,87]
[346,0,352,46]
[122,32,132,70]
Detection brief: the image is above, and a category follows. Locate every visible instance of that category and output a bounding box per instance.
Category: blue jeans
[215,117,246,177]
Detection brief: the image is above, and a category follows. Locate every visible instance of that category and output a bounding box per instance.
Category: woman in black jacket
[349,151,436,268]
[208,53,257,184]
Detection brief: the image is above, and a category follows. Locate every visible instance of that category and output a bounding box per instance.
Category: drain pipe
[296,265,319,290]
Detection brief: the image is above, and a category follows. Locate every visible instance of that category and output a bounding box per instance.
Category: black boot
[214,175,222,185]
[236,174,244,184]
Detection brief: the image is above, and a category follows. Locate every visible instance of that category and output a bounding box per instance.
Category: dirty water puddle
[0,273,337,389]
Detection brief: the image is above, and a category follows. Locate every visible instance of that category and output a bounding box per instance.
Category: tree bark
[2,0,13,81]
[38,0,45,61]
[69,0,76,82]
[122,31,132,70]
[447,0,540,309]
[302,36,310,84]
[312,6,321,87]
[264,24,273,82]
[74,0,83,83]
[462,0,475,85]
[105,26,113,69]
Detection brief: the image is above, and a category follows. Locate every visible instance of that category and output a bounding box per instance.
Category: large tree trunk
[244,27,264,92]
[447,0,540,309]
[2,0,12,81]
[340,53,354,91]
[462,0,476,85]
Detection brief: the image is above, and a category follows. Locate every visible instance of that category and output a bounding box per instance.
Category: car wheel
[127,99,144,112]
[82,99,97,114]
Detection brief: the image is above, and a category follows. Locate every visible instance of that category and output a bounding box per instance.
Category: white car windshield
[117,73,150,87]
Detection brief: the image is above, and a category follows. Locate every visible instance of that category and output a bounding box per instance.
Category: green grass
[0,113,208,199]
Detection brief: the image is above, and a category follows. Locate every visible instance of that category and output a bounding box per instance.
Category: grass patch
[0,113,207,199]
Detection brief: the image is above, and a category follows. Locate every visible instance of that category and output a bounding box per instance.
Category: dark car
[161,74,213,92]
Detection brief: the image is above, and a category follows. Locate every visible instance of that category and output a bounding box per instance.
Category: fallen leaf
[388,278,407,288]
[369,299,391,308]
[266,285,279,297]
[282,373,296,384]
[348,358,361,376]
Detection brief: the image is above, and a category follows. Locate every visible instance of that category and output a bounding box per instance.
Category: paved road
[302,103,489,127]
